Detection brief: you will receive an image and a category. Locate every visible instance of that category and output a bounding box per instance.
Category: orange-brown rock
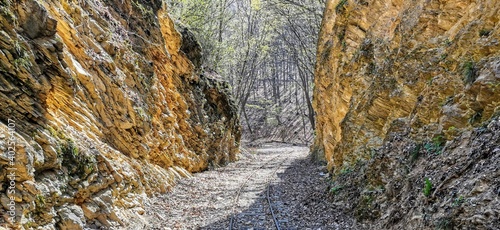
[313,0,499,172]
[0,0,240,228]
[313,0,499,229]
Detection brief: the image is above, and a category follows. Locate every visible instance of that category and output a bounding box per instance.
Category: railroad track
[228,150,291,230]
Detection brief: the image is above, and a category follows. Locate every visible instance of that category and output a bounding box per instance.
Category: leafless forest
[167,0,325,144]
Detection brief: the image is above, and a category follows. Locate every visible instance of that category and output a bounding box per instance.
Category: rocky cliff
[313,0,499,228]
[0,0,240,229]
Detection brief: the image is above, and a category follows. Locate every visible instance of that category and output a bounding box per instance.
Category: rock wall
[313,0,499,228]
[313,0,499,171]
[0,0,240,229]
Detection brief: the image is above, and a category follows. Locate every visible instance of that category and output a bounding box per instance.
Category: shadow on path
[201,154,359,230]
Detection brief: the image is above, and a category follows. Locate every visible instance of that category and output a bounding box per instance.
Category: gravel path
[145,143,359,229]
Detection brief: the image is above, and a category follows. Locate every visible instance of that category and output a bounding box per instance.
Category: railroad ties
[228,149,293,230]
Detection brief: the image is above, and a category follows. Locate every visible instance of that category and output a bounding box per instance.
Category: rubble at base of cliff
[328,115,499,229]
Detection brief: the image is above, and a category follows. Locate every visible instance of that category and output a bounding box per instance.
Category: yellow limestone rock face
[0,0,240,228]
[313,0,500,172]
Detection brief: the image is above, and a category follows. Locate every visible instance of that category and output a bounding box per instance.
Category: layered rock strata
[314,0,499,228]
[314,0,499,171]
[0,0,240,228]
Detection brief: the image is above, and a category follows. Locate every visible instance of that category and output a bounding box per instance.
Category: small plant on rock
[132,1,154,17]
[13,55,32,70]
[462,60,477,84]
[452,196,465,207]
[35,194,45,208]
[424,135,445,155]
[423,178,433,197]
[339,167,352,175]
[479,29,492,37]
[59,139,96,177]
[432,135,445,147]
[11,39,32,70]
[330,185,343,195]
[0,0,17,25]
[336,0,348,13]
[410,143,422,163]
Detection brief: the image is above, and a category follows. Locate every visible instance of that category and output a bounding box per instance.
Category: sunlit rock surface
[314,0,499,171]
[313,0,499,228]
[0,0,240,228]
